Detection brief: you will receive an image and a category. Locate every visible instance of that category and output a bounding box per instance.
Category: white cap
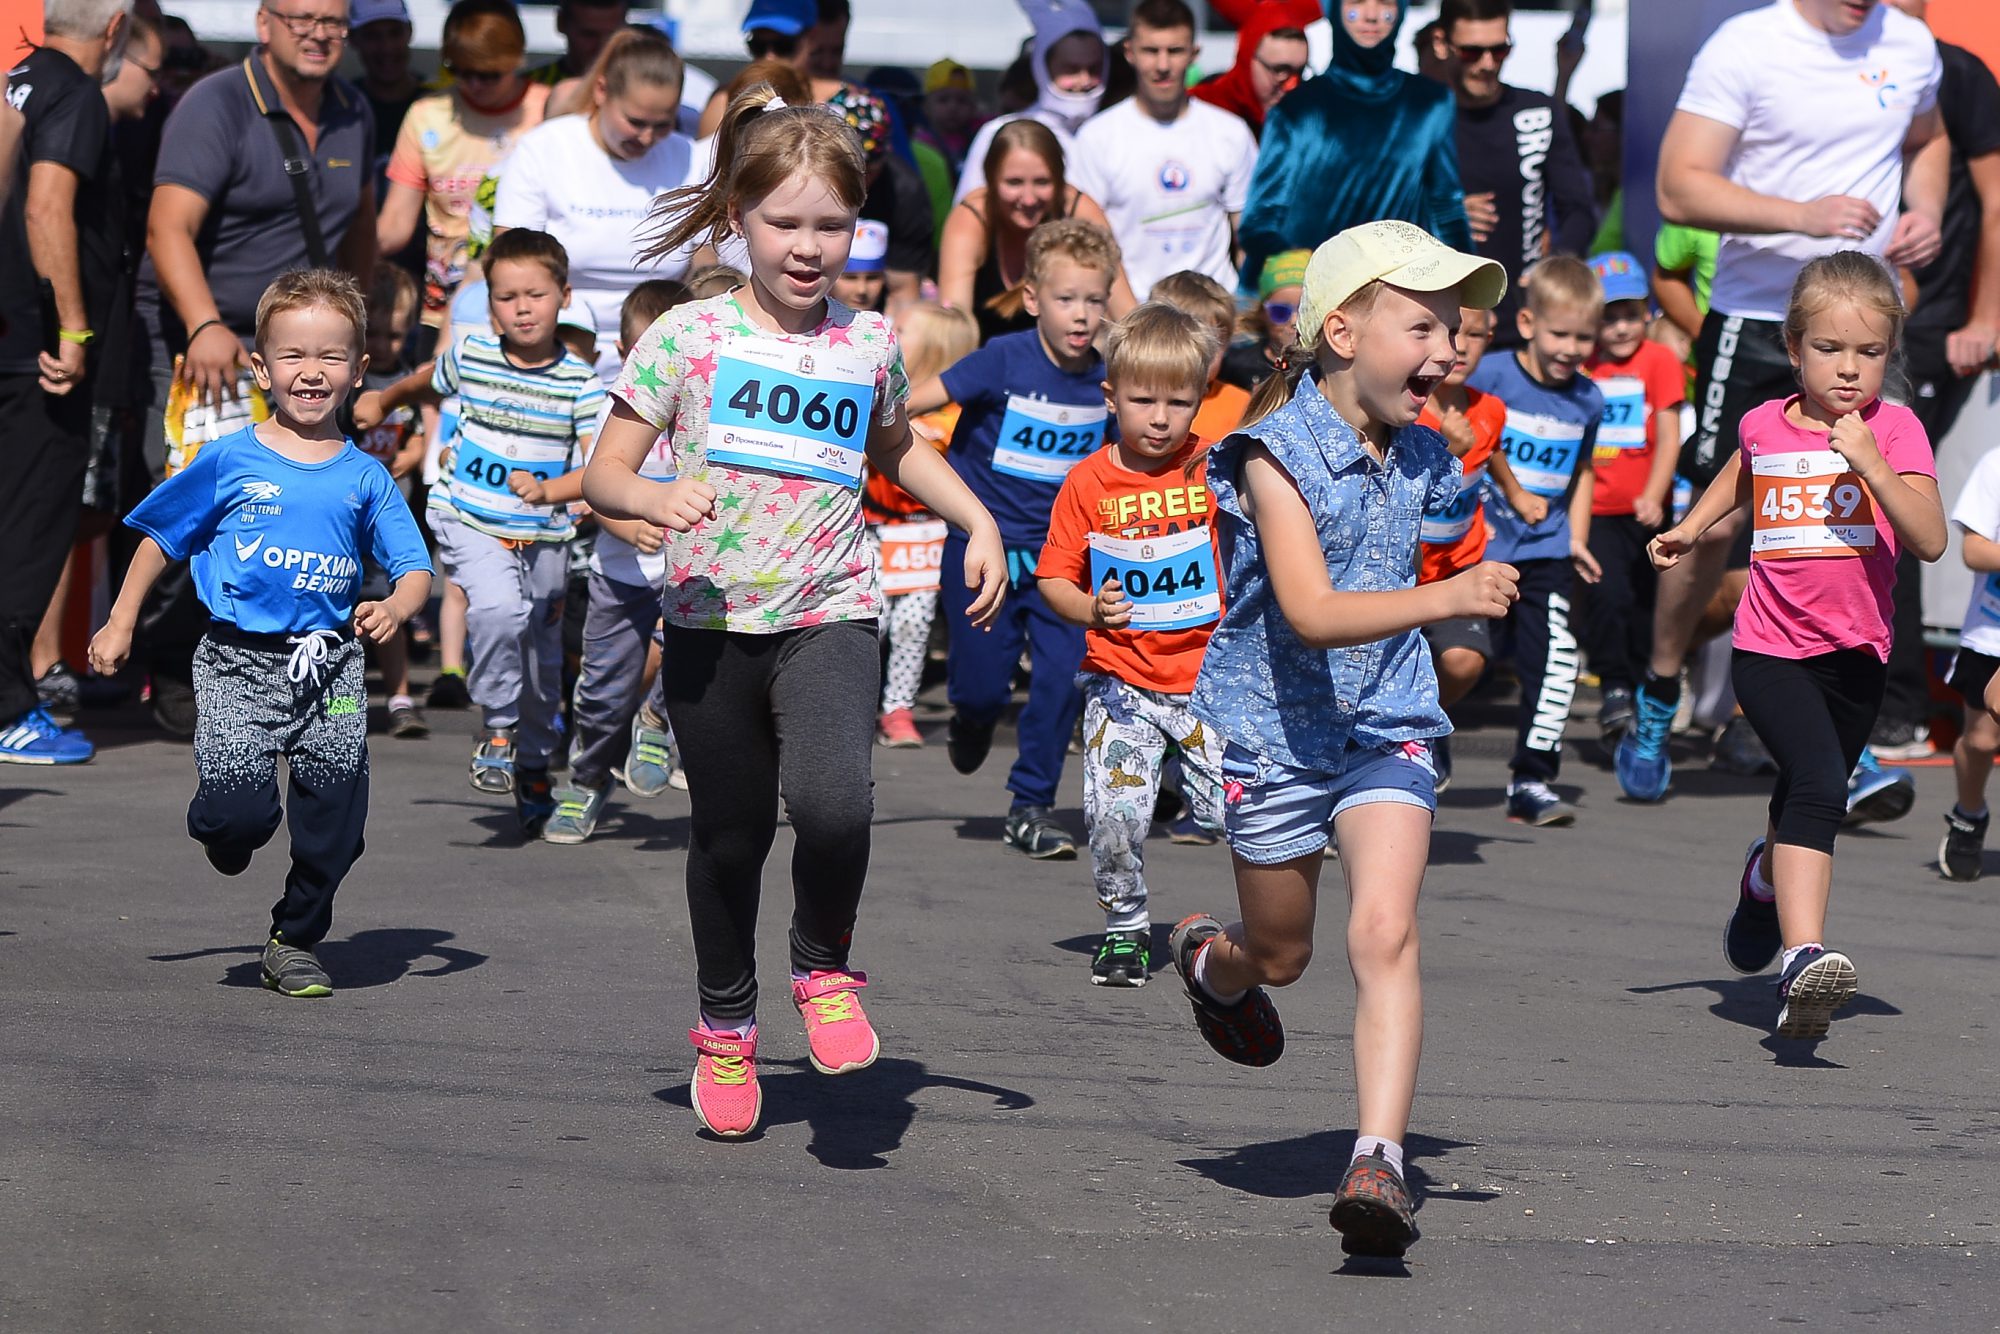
[1296,221,1507,351]
[349,0,412,29]
[847,220,890,274]
[557,298,598,343]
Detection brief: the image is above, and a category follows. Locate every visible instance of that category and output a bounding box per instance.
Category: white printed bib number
[1751,449,1876,560]
[1501,411,1585,498]
[1595,377,1647,456]
[878,519,946,595]
[1421,465,1486,545]
[1086,526,1218,631]
[706,337,875,488]
[992,396,1106,482]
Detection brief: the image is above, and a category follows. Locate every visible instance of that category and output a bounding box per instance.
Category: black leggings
[1733,647,1886,855]
[660,621,879,1023]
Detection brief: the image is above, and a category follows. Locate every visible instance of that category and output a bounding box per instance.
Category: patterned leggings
[878,589,938,714]
[1081,673,1225,932]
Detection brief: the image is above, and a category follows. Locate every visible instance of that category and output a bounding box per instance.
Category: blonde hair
[1149,270,1236,344]
[722,57,810,110]
[895,302,979,384]
[255,269,367,353]
[685,264,747,299]
[587,26,685,103]
[1026,217,1121,288]
[1104,303,1218,395]
[642,84,866,264]
[1785,250,1905,352]
[1523,255,1603,317]
[1238,282,1384,430]
[621,278,692,350]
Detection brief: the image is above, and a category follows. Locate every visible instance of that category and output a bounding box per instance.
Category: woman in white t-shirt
[493,28,697,378]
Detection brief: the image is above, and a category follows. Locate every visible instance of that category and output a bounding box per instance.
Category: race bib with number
[992,396,1107,483]
[706,337,877,487]
[1978,572,2000,623]
[1501,411,1587,498]
[1750,449,1877,560]
[878,519,946,595]
[1594,377,1647,457]
[1422,465,1487,545]
[1087,526,1219,631]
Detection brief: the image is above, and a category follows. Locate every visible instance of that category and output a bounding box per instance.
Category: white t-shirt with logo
[1953,446,2000,658]
[1067,98,1258,301]
[493,114,699,378]
[1676,1,1941,322]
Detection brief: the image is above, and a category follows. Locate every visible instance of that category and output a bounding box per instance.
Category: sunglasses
[1264,300,1298,324]
[444,63,513,85]
[1451,42,1513,63]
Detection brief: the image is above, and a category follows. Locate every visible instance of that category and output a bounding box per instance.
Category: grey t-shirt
[134,53,373,364]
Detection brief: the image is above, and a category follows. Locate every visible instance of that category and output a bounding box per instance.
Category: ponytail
[1240,355,1305,431]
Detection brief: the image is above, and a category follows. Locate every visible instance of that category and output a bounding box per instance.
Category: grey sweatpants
[432,506,569,767]
[570,568,669,788]
[190,630,369,947]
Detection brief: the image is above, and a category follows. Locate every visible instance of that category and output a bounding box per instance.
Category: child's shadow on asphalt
[1178,1128,1498,1278]
[1628,975,1901,1068]
[652,1056,1033,1169]
[150,927,489,989]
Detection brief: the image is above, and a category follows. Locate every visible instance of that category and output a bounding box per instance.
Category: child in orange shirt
[1036,304,1225,988]
[1582,252,1687,745]
[1152,270,1252,444]
[867,303,981,746]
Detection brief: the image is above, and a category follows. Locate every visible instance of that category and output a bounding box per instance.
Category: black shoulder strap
[249,62,331,268]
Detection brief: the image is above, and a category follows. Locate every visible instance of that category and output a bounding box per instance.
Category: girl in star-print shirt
[584,85,1007,1141]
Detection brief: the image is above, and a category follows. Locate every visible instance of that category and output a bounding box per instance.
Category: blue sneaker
[0,707,94,765]
[1615,682,1675,802]
[1775,946,1857,1040]
[617,706,676,798]
[1723,837,1781,974]
[1845,750,1915,827]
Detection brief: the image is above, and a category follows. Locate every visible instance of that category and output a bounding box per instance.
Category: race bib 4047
[1501,410,1586,498]
[1751,449,1877,560]
[992,395,1106,483]
[706,337,876,488]
[1087,526,1218,631]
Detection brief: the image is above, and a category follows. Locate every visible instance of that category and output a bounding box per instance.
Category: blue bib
[992,395,1106,483]
[1500,410,1586,498]
[1594,376,1648,455]
[1421,464,1486,545]
[1087,527,1219,631]
[706,337,875,488]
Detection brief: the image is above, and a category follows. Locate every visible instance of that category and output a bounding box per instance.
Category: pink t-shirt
[1734,397,1935,662]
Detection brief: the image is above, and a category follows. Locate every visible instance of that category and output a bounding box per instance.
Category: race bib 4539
[1751,449,1877,560]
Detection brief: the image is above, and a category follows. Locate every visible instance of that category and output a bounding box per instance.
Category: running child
[542,280,692,845]
[1173,221,1514,1257]
[360,262,430,740]
[1149,270,1251,444]
[583,87,1007,1139]
[1650,251,1945,1039]
[355,228,606,837]
[867,302,980,748]
[1468,256,1607,828]
[1415,303,1509,789]
[906,217,1124,860]
[1035,303,1225,988]
[1940,442,2000,881]
[87,270,433,998]
[833,219,890,315]
[1581,251,1686,747]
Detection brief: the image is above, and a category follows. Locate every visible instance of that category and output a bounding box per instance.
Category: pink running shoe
[878,708,923,748]
[688,1025,762,1137]
[791,970,880,1074]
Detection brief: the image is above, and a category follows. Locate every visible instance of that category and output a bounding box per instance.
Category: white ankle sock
[1192,941,1246,1006]
[1352,1136,1405,1177]
[701,1012,755,1038]
[1748,848,1776,902]
[1780,944,1821,973]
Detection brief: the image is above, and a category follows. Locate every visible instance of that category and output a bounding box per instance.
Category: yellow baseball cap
[1297,221,1508,351]
[925,59,974,94]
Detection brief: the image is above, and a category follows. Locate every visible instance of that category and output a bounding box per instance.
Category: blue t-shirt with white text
[1468,351,1604,564]
[126,426,431,635]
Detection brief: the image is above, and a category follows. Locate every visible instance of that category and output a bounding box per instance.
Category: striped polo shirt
[432,332,604,541]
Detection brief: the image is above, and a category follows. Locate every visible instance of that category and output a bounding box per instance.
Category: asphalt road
[5,685,1998,1332]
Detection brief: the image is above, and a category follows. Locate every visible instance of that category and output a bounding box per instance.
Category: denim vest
[1191,371,1461,773]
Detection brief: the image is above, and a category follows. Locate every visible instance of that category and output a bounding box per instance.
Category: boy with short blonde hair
[1150,269,1252,443]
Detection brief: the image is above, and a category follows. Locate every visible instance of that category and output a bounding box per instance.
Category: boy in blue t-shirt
[906,219,1122,859]
[90,271,433,999]
[1468,256,1606,828]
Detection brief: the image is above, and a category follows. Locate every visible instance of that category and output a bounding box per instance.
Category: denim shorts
[1220,738,1439,865]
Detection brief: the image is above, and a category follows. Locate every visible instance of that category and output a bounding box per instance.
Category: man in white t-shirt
[1067,0,1258,301]
[1615,0,1946,802]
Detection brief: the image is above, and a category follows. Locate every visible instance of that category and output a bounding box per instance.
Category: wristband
[186,318,225,344]
[57,328,93,345]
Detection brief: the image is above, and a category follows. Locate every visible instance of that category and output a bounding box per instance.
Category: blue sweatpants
[939,531,1086,810]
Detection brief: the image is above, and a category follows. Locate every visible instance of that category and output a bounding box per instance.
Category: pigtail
[1239,352,1305,432]
[640,84,784,265]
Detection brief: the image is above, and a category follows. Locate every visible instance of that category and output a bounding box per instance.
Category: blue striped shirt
[433,333,604,541]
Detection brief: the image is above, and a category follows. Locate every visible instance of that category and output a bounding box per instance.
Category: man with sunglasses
[1430,0,1596,348]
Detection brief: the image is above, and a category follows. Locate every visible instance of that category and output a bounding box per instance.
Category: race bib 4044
[1087,526,1218,631]
[992,395,1106,483]
[1501,410,1586,498]
[1751,449,1877,560]
[706,337,877,488]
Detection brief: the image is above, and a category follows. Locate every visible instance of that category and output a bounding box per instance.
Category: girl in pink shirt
[1649,252,1946,1043]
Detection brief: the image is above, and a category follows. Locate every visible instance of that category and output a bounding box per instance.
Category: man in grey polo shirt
[132,0,376,732]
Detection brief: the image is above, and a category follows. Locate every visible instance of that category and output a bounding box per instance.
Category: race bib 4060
[1751,449,1877,560]
[706,337,876,487]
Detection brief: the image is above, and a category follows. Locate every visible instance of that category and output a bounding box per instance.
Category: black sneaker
[1711,716,1777,776]
[1329,1149,1420,1257]
[1774,946,1857,1040]
[1598,686,1635,745]
[426,670,471,710]
[1168,913,1284,1067]
[947,714,995,775]
[1939,807,1989,882]
[151,675,198,738]
[261,939,334,998]
[205,842,252,877]
[1723,837,1781,974]
[37,662,81,719]
[1090,931,1150,987]
[515,766,557,839]
[1002,805,1076,859]
[1506,780,1575,827]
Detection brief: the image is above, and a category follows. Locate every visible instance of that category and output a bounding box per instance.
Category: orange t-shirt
[1192,380,1250,444]
[1417,388,1508,584]
[1035,435,1218,695]
[1586,339,1688,516]
[863,405,960,523]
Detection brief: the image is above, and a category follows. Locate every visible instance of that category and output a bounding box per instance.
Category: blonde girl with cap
[1170,221,1516,1258]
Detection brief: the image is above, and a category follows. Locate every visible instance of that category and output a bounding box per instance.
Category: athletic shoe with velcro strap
[1168,914,1284,1067]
